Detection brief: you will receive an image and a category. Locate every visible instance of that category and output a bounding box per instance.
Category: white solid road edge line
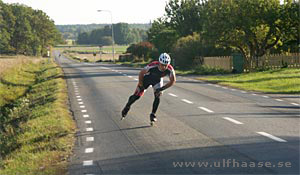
[257,132,287,142]
[181,99,193,104]
[198,107,214,113]
[223,117,243,125]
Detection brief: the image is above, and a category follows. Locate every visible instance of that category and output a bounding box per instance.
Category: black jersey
[143,61,175,86]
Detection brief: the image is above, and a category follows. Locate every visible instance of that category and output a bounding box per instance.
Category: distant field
[67,52,120,62]
[56,45,128,54]
[55,45,128,62]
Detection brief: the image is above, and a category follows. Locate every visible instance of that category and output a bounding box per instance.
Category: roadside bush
[126,42,155,61]
[172,33,202,68]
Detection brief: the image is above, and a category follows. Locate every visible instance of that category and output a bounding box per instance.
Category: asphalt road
[54,51,300,175]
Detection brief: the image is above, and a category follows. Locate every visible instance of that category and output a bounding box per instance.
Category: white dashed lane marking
[262,96,269,98]
[83,160,93,166]
[80,105,85,108]
[198,107,214,113]
[168,93,178,97]
[181,99,193,104]
[85,120,92,124]
[291,103,299,106]
[83,115,89,118]
[275,99,283,102]
[85,148,94,153]
[86,128,93,132]
[223,117,244,125]
[86,137,94,142]
[257,132,287,142]
[81,110,87,113]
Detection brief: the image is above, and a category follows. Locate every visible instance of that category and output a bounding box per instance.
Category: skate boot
[150,113,157,126]
[121,106,130,120]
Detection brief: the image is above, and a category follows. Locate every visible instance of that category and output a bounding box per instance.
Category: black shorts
[133,78,163,97]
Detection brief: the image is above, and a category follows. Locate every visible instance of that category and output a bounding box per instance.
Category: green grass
[199,68,300,94]
[0,58,75,175]
[115,60,299,94]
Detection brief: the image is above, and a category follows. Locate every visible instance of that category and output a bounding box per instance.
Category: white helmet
[159,53,171,65]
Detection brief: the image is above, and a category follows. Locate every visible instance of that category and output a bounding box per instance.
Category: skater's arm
[138,68,147,87]
[162,71,176,90]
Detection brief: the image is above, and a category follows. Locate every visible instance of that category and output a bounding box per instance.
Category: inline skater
[121,53,176,125]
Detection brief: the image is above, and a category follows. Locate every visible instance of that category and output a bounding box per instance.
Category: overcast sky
[3,0,169,25]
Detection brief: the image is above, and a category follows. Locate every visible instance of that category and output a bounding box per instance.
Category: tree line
[56,23,150,40]
[76,23,148,45]
[0,0,62,56]
[129,0,299,69]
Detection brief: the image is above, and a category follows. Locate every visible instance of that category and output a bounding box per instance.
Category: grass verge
[0,58,75,175]
[198,68,300,94]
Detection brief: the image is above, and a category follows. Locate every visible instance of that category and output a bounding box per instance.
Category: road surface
[54,51,299,174]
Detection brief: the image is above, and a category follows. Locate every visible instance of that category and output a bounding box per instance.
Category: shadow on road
[69,136,299,174]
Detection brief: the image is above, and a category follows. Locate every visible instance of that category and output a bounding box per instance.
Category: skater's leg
[122,95,140,118]
[122,84,145,119]
[150,94,160,124]
[152,80,163,115]
[126,94,140,108]
[125,84,145,108]
[152,94,161,114]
